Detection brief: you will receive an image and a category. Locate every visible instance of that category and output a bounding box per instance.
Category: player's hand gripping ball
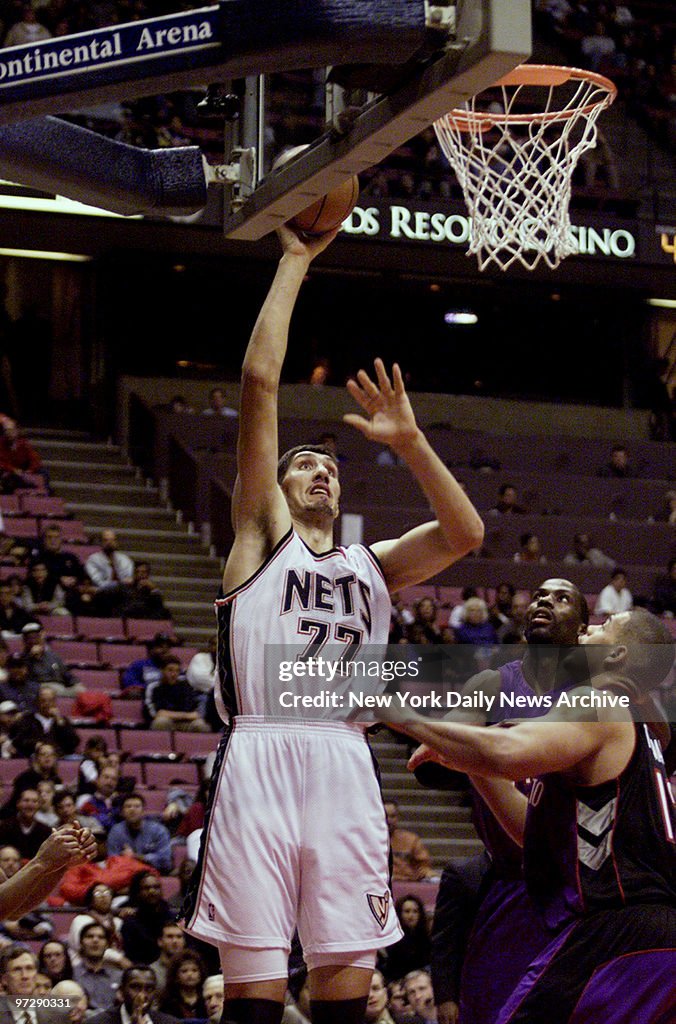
[275,144,359,236]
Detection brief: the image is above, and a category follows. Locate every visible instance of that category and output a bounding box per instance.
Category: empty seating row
[0,494,68,517]
[33,614,177,643]
[2,636,195,670]
[0,516,88,542]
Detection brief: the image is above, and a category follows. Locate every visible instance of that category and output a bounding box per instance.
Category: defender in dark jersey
[388,607,675,1024]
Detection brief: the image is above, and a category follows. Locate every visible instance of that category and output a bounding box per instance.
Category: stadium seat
[119,730,172,758]
[172,732,218,759]
[101,643,147,669]
[71,668,120,692]
[56,760,80,785]
[125,619,177,642]
[0,566,27,580]
[76,617,126,642]
[120,761,144,786]
[172,647,199,670]
[75,728,117,751]
[145,761,200,788]
[161,875,181,900]
[36,613,77,639]
[20,494,68,517]
[0,495,20,514]
[111,697,144,725]
[2,516,38,538]
[53,520,89,543]
[50,639,99,667]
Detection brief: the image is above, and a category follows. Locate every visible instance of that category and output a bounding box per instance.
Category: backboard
[0,1,531,235]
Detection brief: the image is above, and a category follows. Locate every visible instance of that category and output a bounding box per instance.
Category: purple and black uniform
[459,661,560,1024]
[496,721,676,1024]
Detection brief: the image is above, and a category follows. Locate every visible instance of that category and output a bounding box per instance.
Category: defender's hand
[344,359,419,452]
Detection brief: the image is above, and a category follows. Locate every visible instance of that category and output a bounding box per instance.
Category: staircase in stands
[30,427,222,646]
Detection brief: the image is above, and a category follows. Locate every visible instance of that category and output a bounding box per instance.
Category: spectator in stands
[166,857,196,917]
[580,19,616,70]
[67,883,128,972]
[385,801,437,883]
[120,870,172,965]
[38,940,74,986]
[51,980,88,1024]
[652,558,676,617]
[0,699,20,757]
[88,964,181,1024]
[76,764,122,832]
[381,894,431,985]
[202,386,237,418]
[363,970,395,1024]
[186,635,217,706]
[403,969,437,1023]
[85,529,134,616]
[654,489,676,525]
[149,921,187,996]
[21,622,80,694]
[54,788,101,834]
[11,683,79,756]
[488,483,527,515]
[4,4,52,47]
[122,632,174,698]
[513,532,547,564]
[202,975,225,1024]
[4,741,63,814]
[0,637,8,683]
[407,597,442,645]
[107,793,172,874]
[72,921,123,1011]
[77,736,110,795]
[487,582,515,633]
[0,844,53,943]
[448,586,478,632]
[32,523,85,610]
[283,966,311,1024]
[0,416,45,492]
[158,948,209,1021]
[144,654,210,733]
[0,652,39,713]
[563,531,616,570]
[0,788,53,859]
[386,980,409,1019]
[0,581,36,635]
[21,561,67,616]
[121,560,171,621]
[454,597,498,645]
[34,779,59,828]
[168,395,193,414]
[0,944,40,1003]
[594,568,634,615]
[597,444,635,478]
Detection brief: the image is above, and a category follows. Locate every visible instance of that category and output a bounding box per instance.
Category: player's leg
[308,956,375,1024]
[219,945,288,1024]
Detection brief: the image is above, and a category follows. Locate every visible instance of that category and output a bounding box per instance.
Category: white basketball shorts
[183,717,402,957]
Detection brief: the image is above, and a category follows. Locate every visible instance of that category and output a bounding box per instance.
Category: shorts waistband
[231,715,367,738]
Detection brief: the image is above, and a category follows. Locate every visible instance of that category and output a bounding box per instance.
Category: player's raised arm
[224,226,338,591]
[344,360,484,591]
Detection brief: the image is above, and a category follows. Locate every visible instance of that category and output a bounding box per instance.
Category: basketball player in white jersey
[181,225,484,1024]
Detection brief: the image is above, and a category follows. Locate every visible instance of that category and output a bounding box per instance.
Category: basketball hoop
[433,65,617,271]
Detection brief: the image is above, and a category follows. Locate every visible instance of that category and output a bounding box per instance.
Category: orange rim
[442,64,617,132]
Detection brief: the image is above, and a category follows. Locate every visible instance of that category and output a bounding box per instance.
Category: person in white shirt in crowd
[186,635,217,715]
[203,975,225,1024]
[85,530,134,616]
[594,568,633,616]
[202,387,237,418]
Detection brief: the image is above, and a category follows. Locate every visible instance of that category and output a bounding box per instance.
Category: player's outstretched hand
[35,824,98,872]
[344,359,419,452]
[407,742,444,774]
[276,223,340,262]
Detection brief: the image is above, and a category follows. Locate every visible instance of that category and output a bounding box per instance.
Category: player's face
[581,612,630,647]
[525,579,585,645]
[281,452,340,521]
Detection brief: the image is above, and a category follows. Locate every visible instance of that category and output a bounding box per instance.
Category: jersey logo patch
[367,892,390,929]
[577,797,617,870]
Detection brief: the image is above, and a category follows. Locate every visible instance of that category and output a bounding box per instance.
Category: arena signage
[0,7,220,92]
[342,204,638,260]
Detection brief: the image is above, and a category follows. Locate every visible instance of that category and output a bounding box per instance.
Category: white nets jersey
[214,528,391,720]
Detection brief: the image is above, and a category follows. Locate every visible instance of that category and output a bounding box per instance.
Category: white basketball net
[433,66,616,271]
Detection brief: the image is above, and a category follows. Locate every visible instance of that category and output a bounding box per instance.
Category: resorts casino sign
[341,202,639,261]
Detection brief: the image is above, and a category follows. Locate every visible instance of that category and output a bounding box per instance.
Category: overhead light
[444,311,478,325]
[0,248,91,262]
[647,298,676,309]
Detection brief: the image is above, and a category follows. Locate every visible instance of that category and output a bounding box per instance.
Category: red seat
[75,727,117,750]
[53,520,89,543]
[172,732,217,759]
[0,495,20,514]
[50,639,99,667]
[56,696,75,717]
[101,643,147,669]
[56,760,80,785]
[21,495,67,517]
[111,697,144,725]
[125,619,177,642]
[76,617,126,642]
[145,761,199,789]
[140,790,168,814]
[120,761,144,786]
[37,613,77,639]
[119,730,172,758]
[172,647,199,670]
[161,875,181,900]
[71,668,120,692]
[0,566,26,580]
[2,516,38,537]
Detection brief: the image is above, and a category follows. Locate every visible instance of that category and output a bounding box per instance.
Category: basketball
[288,175,360,236]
